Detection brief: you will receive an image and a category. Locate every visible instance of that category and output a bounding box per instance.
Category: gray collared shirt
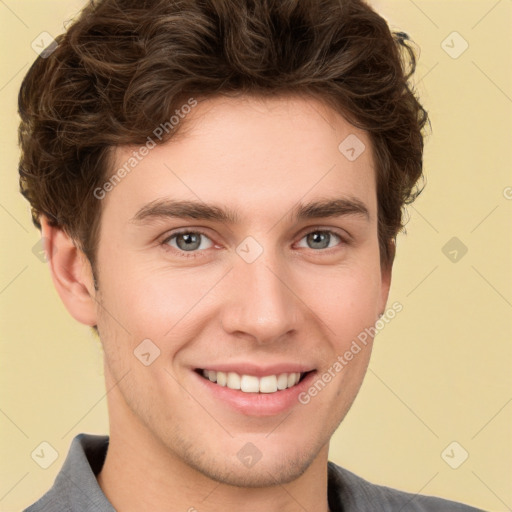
[24,433,485,511]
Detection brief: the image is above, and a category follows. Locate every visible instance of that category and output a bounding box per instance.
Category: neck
[97,411,331,512]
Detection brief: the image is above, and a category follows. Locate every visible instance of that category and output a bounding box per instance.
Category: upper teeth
[201,370,302,393]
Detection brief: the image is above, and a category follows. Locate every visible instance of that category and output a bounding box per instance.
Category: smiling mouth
[195,369,312,394]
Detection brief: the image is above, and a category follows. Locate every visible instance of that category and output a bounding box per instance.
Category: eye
[162,230,214,255]
[161,227,347,259]
[296,229,344,250]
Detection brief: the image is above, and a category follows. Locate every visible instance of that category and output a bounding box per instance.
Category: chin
[165,428,322,489]
[195,452,315,488]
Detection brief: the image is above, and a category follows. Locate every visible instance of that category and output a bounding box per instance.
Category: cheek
[98,258,222,341]
[300,260,382,335]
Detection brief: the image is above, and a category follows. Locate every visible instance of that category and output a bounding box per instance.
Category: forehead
[103,94,377,226]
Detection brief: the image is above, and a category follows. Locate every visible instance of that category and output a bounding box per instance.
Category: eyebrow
[129,197,370,225]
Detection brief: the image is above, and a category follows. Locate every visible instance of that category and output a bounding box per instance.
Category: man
[18,0,483,510]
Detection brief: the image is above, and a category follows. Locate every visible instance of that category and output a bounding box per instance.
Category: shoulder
[327,460,486,512]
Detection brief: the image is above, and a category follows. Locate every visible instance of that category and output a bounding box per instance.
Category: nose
[219,250,299,345]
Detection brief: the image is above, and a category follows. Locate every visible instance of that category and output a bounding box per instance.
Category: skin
[42,94,393,512]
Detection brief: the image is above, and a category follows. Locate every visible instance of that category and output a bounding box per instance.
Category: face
[93,94,391,486]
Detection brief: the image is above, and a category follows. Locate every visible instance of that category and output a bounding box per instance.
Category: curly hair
[18,0,428,278]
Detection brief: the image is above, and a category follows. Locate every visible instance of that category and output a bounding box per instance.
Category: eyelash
[160,227,349,259]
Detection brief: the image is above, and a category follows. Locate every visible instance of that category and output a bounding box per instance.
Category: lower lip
[192,370,317,417]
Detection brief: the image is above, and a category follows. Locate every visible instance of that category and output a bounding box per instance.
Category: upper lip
[194,363,315,378]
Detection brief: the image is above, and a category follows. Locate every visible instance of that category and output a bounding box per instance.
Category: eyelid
[161,228,213,243]
[161,228,215,255]
[297,225,351,242]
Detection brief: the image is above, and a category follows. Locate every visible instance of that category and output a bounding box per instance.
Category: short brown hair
[18,0,428,279]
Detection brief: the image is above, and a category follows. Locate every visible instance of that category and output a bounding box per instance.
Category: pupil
[308,231,329,249]
[178,233,200,251]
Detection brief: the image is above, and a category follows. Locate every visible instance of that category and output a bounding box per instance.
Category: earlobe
[40,215,98,327]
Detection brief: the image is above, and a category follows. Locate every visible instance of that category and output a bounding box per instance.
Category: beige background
[1,1,511,510]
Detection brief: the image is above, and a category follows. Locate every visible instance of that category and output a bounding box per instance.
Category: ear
[40,215,98,326]
[378,239,395,316]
